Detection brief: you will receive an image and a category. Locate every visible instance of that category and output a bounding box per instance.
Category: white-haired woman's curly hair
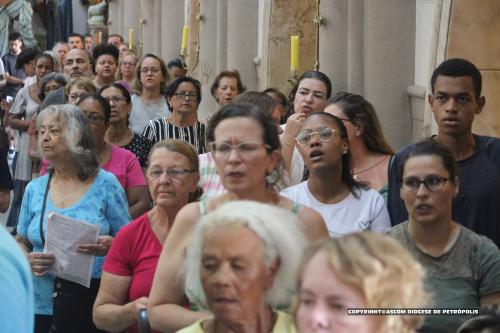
[37,104,99,180]
[184,200,307,310]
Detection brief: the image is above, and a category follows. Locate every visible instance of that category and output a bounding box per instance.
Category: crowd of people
[0,31,499,333]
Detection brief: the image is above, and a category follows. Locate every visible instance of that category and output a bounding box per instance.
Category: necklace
[353,155,388,179]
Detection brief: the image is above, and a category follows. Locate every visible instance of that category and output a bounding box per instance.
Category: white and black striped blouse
[142,118,207,154]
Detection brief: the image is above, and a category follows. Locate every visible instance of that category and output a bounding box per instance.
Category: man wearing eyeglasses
[387,58,500,247]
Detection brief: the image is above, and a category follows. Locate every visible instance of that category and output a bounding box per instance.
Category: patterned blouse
[142,118,206,154]
[122,133,154,168]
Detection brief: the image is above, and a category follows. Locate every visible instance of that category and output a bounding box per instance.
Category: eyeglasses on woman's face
[296,126,336,146]
[140,67,160,75]
[147,167,194,182]
[401,175,450,193]
[173,92,198,101]
[122,61,136,67]
[209,141,270,160]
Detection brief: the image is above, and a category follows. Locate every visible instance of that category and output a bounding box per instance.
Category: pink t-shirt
[103,213,162,333]
[40,144,146,189]
[102,144,146,188]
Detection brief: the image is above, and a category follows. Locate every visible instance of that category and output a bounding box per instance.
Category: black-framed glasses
[296,126,336,146]
[105,96,127,104]
[401,175,450,192]
[147,167,194,181]
[84,112,105,125]
[173,92,198,101]
[209,141,271,160]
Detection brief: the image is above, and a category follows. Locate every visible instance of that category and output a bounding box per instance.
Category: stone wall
[108,0,419,148]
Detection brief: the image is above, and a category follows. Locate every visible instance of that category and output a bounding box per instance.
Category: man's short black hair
[8,31,22,42]
[430,58,482,98]
[68,33,84,43]
[167,58,186,69]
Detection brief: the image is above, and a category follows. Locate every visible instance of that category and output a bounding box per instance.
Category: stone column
[347,0,364,94]
[215,0,228,72]
[194,0,221,119]
[140,0,161,55]
[266,0,317,97]
[158,0,185,62]
[108,0,140,52]
[363,0,415,149]
[226,0,259,91]
[318,0,348,94]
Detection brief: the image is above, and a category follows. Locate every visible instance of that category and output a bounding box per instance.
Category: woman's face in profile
[296,251,379,333]
[38,113,68,161]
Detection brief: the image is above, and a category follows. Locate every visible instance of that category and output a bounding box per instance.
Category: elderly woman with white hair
[176,200,306,333]
[15,104,130,333]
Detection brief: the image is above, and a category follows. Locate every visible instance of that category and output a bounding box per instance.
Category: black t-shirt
[0,148,13,191]
[1,53,25,99]
[387,135,500,247]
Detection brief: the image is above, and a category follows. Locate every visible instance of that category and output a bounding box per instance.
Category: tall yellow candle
[181,25,189,52]
[290,35,300,72]
[128,29,134,50]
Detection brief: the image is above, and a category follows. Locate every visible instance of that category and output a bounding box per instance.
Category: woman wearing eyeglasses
[147,103,327,332]
[130,53,171,135]
[116,51,139,93]
[65,76,97,105]
[143,77,206,154]
[280,71,332,185]
[387,138,500,333]
[100,83,153,168]
[281,112,390,237]
[76,94,151,219]
[94,139,201,333]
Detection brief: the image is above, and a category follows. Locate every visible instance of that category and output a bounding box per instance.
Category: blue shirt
[0,225,34,333]
[17,169,131,315]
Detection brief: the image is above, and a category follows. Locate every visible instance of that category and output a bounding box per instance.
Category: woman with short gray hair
[179,200,305,333]
[15,104,130,333]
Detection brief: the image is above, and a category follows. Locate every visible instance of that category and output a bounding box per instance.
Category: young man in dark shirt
[1,32,24,100]
[388,58,500,247]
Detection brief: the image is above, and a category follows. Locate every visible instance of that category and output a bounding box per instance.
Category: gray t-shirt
[9,85,40,181]
[129,94,170,135]
[387,222,500,333]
